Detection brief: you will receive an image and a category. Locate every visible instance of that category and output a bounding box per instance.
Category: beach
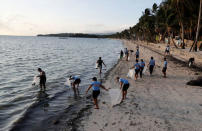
[77,40,202,131]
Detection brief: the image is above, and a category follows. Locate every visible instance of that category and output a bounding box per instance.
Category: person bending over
[116,77,130,102]
[86,77,108,109]
[69,75,81,95]
[37,68,46,91]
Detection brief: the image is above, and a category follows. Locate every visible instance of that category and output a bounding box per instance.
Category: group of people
[35,45,168,109]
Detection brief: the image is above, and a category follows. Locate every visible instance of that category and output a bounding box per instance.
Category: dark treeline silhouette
[37,33,109,38]
[110,0,202,51]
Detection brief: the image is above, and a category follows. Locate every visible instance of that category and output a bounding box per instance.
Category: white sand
[78,40,202,131]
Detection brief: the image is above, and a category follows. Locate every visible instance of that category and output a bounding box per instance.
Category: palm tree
[190,0,202,52]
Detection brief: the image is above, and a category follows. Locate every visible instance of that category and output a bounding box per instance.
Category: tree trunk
[190,0,202,52]
[181,22,185,49]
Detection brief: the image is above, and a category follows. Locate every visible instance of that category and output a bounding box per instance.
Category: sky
[0,0,162,36]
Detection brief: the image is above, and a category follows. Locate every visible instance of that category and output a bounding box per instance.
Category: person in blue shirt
[136,49,139,60]
[139,59,145,78]
[86,77,108,109]
[148,57,155,75]
[69,75,81,95]
[116,77,130,102]
[162,58,168,78]
[132,59,140,80]
[124,48,129,61]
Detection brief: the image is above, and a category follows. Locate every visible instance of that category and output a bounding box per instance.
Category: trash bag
[127,69,135,79]
[143,66,147,74]
[64,78,74,87]
[32,76,40,86]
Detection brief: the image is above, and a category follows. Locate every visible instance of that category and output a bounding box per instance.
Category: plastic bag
[95,63,98,69]
[64,78,74,87]
[127,69,135,79]
[109,89,122,106]
[143,66,147,74]
[32,76,40,86]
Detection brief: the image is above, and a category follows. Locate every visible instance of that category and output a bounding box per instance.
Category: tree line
[110,0,202,51]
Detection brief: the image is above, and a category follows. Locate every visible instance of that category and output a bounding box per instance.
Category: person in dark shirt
[162,58,168,78]
[37,68,46,91]
[97,57,106,74]
[120,50,124,59]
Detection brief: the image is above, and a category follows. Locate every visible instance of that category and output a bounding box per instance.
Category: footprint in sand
[112,122,116,125]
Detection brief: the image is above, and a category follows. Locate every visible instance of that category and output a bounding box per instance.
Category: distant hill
[37,33,113,38]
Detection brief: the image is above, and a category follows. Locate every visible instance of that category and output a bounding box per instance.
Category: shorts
[122,83,129,91]
[136,55,139,58]
[40,77,46,86]
[74,79,81,84]
[165,50,169,53]
[135,69,140,74]
[92,90,100,99]
[162,67,167,73]
[98,65,102,70]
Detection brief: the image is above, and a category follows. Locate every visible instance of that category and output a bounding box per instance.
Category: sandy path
[78,41,202,131]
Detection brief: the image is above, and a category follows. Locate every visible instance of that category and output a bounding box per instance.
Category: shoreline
[76,40,202,131]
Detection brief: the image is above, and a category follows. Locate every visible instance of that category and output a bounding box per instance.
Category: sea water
[0,36,123,131]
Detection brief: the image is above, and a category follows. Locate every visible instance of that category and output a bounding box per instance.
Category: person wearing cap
[69,75,81,95]
[37,68,46,91]
[86,77,108,109]
[116,77,130,102]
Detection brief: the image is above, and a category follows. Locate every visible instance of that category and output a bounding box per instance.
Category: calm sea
[0,36,123,131]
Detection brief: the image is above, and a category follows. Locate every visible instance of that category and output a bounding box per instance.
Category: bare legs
[72,83,79,95]
[93,98,99,109]
[121,90,127,102]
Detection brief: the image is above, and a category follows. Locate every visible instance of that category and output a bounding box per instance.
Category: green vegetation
[37,33,109,38]
[110,0,202,51]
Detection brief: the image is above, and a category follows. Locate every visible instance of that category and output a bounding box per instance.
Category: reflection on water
[36,91,49,112]
[0,36,123,130]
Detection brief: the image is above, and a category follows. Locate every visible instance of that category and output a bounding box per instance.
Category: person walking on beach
[165,44,170,55]
[135,49,139,60]
[97,57,106,74]
[132,59,140,80]
[116,77,130,102]
[86,77,108,109]
[148,57,155,75]
[120,50,124,59]
[37,68,46,91]
[162,58,168,78]
[124,48,129,61]
[139,59,145,78]
[69,75,81,95]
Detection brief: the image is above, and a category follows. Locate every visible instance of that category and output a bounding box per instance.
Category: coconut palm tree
[190,0,202,52]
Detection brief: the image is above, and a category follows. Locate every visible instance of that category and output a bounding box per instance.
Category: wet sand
[77,40,202,131]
